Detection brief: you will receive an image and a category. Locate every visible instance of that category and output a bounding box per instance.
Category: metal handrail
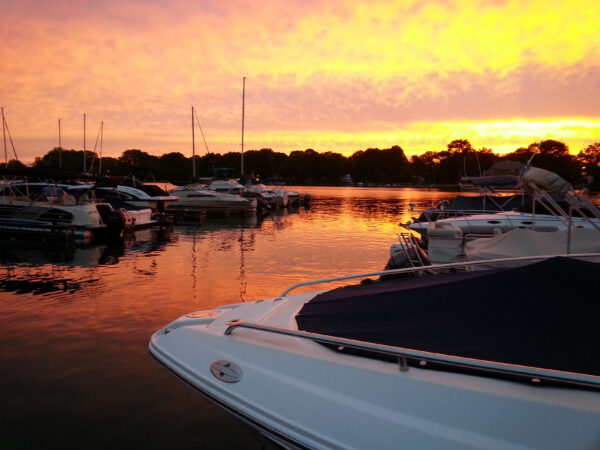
[279,253,600,297]
[224,320,600,390]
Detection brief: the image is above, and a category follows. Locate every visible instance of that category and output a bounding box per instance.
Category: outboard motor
[96,204,126,240]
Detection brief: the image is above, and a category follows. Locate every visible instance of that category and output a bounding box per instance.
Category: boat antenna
[192,106,196,181]
[194,108,211,155]
[241,76,246,177]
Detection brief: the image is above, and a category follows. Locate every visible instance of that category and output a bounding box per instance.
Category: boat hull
[0,199,107,243]
[150,295,600,450]
[409,211,600,235]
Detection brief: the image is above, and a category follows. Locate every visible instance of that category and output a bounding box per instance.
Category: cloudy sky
[2,0,599,163]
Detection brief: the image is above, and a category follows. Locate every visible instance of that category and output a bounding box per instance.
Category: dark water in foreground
[0,187,455,449]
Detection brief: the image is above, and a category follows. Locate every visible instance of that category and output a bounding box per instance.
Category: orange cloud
[1,0,599,163]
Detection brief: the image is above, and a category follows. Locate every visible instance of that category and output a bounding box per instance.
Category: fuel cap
[210,360,243,383]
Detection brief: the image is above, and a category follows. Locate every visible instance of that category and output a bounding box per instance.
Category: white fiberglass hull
[150,292,600,450]
[168,198,250,213]
[120,208,155,229]
[409,211,600,235]
[0,198,106,241]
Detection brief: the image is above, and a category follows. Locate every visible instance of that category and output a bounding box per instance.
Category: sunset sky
[2,0,600,163]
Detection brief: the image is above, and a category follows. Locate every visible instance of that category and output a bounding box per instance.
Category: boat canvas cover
[465,228,600,261]
[521,167,572,197]
[296,258,600,376]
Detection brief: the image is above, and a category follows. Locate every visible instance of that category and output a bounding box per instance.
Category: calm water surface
[0,186,457,449]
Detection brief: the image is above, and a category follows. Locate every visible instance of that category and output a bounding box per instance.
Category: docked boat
[388,167,600,267]
[208,179,247,195]
[409,209,600,235]
[0,182,125,242]
[209,179,271,211]
[408,175,523,225]
[167,184,254,215]
[150,255,600,449]
[244,183,288,208]
[66,185,157,230]
[407,167,600,246]
[95,177,179,212]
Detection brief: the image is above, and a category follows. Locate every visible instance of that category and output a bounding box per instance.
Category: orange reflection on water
[0,187,458,318]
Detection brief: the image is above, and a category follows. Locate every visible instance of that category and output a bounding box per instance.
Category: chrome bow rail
[224,320,600,391]
[278,253,600,297]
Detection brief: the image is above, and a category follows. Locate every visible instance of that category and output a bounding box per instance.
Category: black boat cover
[296,258,600,376]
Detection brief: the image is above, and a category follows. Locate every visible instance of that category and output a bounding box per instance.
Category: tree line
[3,139,600,187]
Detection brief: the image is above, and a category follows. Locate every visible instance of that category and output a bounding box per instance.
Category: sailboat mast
[2,107,7,165]
[192,106,196,180]
[99,121,104,174]
[83,113,87,173]
[241,76,246,177]
[58,118,62,169]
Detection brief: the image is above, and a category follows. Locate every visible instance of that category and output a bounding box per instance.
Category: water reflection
[0,274,96,296]
[0,187,461,449]
[0,228,174,269]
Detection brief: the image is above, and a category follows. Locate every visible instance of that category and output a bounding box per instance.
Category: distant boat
[95,176,179,213]
[0,181,124,242]
[209,179,270,212]
[167,184,253,215]
[66,184,157,230]
[244,183,288,208]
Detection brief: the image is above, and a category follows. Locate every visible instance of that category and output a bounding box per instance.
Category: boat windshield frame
[278,253,600,297]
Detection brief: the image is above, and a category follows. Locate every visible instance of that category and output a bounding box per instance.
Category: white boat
[284,189,300,206]
[101,183,178,212]
[208,179,246,195]
[167,184,253,214]
[66,185,156,230]
[209,179,270,211]
[245,184,288,208]
[150,255,600,449]
[408,168,599,235]
[271,185,302,206]
[408,210,600,235]
[0,182,124,242]
[406,167,600,258]
[408,176,523,225]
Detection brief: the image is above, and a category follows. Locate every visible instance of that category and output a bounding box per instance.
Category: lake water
[0,186,457,449]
